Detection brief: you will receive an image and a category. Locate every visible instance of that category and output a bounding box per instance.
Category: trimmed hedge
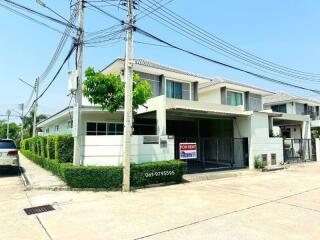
[130,161,186,187]
[46,136,55,160]
[21,135,186,190]
[54,135,73,163]
[64,166,123,189]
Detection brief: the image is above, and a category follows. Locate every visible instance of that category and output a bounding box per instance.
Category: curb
[19,166,30,187]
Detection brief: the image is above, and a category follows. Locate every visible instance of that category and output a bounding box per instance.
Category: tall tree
[83,67,152,112]
[0,120,20,141]
[23,110,47,137]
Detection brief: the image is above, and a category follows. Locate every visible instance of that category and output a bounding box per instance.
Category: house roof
[101,58,213,81]
[263,92,320,106]
[199,77,274,96]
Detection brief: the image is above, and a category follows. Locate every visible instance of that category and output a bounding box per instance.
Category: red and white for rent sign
[179,143,197,159]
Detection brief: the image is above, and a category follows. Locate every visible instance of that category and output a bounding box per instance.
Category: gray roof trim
[101,58,213,81]
[199,77,274,94]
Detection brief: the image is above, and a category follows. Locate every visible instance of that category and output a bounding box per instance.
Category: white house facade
[37,59,317,171]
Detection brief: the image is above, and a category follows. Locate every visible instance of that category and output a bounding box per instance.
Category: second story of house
[198,77,273,111]
[263,92,320,127]
[94,58,211,104]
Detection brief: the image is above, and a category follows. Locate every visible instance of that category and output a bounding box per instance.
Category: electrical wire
[138,0,320,80]
[0,0,78,30]
[136,27,320,95]
[0,2,65,34]
[24,44,77,117]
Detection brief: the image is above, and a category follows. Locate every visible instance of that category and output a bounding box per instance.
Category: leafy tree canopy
[83,67,152,112]
[0,120,20,141]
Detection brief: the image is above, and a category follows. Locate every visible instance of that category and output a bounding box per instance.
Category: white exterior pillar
[302,120,311,139]
[156,95,166,136]
[316,138,320,162]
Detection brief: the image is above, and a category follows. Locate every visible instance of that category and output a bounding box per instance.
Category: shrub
[254,155,264,169]
[39,136,47,158]
[46,135,55,160]
[54,135,74,163]
[63,166,123,189]
[130,160,187,187]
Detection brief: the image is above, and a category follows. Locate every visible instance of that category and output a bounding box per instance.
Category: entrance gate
[283,138,315,163]
[175,137,249,173]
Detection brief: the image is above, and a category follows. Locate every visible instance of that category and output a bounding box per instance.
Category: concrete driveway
[1,163,320,240]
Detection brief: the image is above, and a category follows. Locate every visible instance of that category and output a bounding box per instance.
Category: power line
[0,0,78,30]
[24,44,77,117]
[0,2,65,34]
[135,27,320,95]
[135,0,174,21]
[138,0,320,82]
[38,5,79,84]
[84,0,124,23]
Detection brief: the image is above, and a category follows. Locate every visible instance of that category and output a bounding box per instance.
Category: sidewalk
[19,153,68,190]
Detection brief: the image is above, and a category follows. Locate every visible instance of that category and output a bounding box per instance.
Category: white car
[0,139,19,168]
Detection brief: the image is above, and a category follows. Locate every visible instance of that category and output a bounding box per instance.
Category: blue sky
[1,0,320,119]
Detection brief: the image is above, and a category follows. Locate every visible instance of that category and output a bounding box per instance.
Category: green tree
[83,67,152,112]
[0,120,21,141]
[23,110,47,137]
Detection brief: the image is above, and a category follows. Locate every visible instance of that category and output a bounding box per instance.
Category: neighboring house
[38,58,316,170]
[263,92,318,139]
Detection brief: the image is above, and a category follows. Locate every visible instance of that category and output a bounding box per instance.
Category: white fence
[82,135,175,166]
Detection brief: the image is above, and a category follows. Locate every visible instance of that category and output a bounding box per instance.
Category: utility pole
[19,104,24,142]
[6,110,11,139]
[73,0,84,166]
[32,78,39,137]
[122,0,134,192]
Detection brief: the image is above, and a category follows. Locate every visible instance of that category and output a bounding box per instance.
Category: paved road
[1,163,320,240]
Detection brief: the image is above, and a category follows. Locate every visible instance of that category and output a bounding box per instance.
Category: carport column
[156,95,167,135]
[302,120,311,139]
[316,138,320,162]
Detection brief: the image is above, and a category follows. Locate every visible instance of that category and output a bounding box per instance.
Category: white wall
[235,113,284,169]
[198,88,221,104]
[286,102,296,114]
[83,135,175,166]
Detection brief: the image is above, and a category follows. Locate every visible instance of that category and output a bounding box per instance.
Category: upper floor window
[227,91,243,106]
[67,120,73,129]
[45,128,49,134]
[166,80,182,99]
[271,104,287,113]
[166,80,190,100]
[54,125,59,132]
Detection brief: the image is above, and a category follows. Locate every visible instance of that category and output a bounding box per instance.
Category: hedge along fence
[21,148,187,189]
[22,134,73,163]
[21,135,187,190]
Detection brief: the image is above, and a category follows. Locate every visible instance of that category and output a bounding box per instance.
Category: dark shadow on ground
[0,166,24,177]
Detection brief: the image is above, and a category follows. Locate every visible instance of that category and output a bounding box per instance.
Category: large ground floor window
[86,122,124,135]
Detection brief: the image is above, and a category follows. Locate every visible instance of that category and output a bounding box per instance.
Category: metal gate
[175,137,249,173]
[283,139,315,163]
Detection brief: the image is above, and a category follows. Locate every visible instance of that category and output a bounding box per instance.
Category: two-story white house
[38,58,315,171]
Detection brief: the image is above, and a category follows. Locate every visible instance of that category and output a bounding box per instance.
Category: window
[67,120,73,129]
[54,125,59,132]
[166,80,182,99]
[107,123,124,135]
[86,122,106,135]
[227,91,243,106]
[45,128,49,134]
[271,104,287,113]
[86,122,124,135]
